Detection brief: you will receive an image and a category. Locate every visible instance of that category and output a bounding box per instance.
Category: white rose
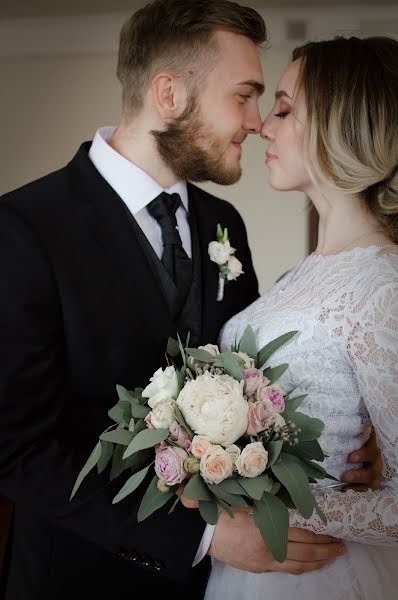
[236,442,268,478]
[225,444,241,469]
[233,351,256,370]
[200,445,233,485]
[208,240,235,265]
[142,367,178,407]
[226,255,244,281]
[148,401,176,429]
[191,435,213,459]
[176,372,249,447]
[198,344,220,357]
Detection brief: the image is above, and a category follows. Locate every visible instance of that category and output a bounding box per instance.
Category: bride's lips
[265,152,277,164]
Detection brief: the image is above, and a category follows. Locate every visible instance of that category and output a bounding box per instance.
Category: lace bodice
[220,246,398,546]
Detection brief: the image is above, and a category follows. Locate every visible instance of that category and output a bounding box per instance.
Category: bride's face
[261,59,310,192]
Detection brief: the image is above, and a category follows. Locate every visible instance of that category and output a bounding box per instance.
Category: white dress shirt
[88,127,214,566]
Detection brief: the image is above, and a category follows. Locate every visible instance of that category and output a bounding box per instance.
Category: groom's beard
[152,95,242,185]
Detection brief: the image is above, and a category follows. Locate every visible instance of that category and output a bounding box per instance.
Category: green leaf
[221,352,244,381]
[183,474,213,502]
[137,475,174,521]
[199,500,219,525]
[209,485,248,508]
[257,331,298,368]
[70,441,102,500]
[215,497,234,518]
[108,400,131,424]
[266,440,283,467]
[123,428,169,459]
[174,407,194,440]
[216,478,245,495]
[129,399,150,419]
[313,496,327,525]
[167,337,180,357]
[112,464,151,504]
[285,440,325,462]
[216,223,223,243]
[97,440,114,475]
[175,369,185,395]
[284,394,307,412]
[100,428,135,446]
[177,333,186,366]
[168,495,181,515]
[132,418,148,437]
[110,445,152,480]
[263,363,289,384]
[271,453,314,518]
[238,325,257,359]
[253,493,289,562]
[237,474,273,500]
[297,457,338,482]
[185,348,216,363]
[285,411,324,441]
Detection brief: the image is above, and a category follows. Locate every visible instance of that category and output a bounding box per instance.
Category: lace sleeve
[289,282,398,545]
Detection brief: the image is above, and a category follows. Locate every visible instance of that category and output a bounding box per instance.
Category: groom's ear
[151,72,188,121]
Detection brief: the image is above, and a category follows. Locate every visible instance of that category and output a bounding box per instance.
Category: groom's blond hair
[117,0,267,117]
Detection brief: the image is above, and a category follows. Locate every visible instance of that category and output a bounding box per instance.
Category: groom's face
[155,30,264,185]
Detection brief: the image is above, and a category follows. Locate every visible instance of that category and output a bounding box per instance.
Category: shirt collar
[88,126,188,215]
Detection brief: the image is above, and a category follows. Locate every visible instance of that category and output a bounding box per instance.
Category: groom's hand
[341,427,383,491]
[208,510,345,575]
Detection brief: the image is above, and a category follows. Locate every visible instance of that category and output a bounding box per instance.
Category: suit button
[153,559,164,571]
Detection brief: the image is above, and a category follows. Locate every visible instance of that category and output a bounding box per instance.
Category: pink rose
[155,445,188,486]
[169,421,192,452]
[246,398,276,436]
[243,369,265,397]
[257,384,285,413]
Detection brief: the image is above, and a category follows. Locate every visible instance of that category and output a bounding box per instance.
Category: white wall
[1,5,397,291]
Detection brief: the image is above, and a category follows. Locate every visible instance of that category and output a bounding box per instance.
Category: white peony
[142,366,178,408]
[147,401,176,429]
[176,372,249,447]
[236,442,268,478]
[208,240,235,265]
[200,445,233,485]
[226,255,244,280]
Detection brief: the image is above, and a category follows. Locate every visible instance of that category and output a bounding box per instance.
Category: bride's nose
[261,114,274,140]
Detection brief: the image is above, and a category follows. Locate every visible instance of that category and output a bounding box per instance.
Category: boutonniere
[208,224,244,302]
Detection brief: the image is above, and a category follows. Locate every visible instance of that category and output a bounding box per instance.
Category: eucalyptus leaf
[238,325,257,359]
[176,370,185,395]
[167,337,180,357]
[285,439,325,462]
[116,384,140,403]
[70,442,102,500]
[263,364,289,384]
[237,474,273,500]
[253,493,289,562]
[137,475,174,521]
[284,394,307,412]
[97,440,114,475]
[108,400,132,424]
[132,418,148,437]
[168,495,181,515]
[100,428,135,446]
[222,352,244,381]
[216,478,245,495]
[215,497,234,518]
[285,411,324,441]
[110,445,152,480]
[266,440,283,467]
[185,348,216,363]
[123,428,169,459]
[183,474,213,501]
[112,464,151,504]
[177,333,186,366]
[199,500,219,525]
[174,407,194,440]
[209,485,248,508]
[271,453,314,518]
[130,399,150,420]
[313,496,327,525]
[257,331,298,369]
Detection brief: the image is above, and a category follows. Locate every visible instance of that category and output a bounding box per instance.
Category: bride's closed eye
[274,111,289,119]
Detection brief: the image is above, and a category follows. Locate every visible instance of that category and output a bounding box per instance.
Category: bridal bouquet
[71,327,335,561]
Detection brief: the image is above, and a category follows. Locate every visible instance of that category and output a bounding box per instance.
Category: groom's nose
[243,104,263,134]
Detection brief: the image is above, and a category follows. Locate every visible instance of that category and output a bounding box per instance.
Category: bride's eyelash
[274,111,289,119]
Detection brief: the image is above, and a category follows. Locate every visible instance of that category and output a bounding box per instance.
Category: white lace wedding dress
[205,246,398,600]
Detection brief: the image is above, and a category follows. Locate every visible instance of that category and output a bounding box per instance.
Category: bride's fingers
[180,496,200,509]
[287,528,341,544]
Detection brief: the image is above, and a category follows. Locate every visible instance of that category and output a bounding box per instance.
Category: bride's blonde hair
[292,36,398,242]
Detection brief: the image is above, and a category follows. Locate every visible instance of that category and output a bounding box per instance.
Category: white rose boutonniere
[208,224,244,301]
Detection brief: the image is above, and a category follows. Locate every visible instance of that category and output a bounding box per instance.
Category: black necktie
[147,192,192,302]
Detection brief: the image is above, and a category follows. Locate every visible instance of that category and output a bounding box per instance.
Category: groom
[0,1,381,599]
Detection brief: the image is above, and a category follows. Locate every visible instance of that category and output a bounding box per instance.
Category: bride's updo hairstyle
[292,36,398,242]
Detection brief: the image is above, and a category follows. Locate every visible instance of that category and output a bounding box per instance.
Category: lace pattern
[220,246,398,546]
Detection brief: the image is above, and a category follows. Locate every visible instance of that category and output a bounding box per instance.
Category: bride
[205,36,398,599]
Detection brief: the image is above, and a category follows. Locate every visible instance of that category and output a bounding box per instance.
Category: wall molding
[0,6,396,57]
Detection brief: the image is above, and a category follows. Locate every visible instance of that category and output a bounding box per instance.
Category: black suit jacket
[0,143,259,599]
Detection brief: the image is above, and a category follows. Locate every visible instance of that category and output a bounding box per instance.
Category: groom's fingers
[269,558,333,575]
[287,527,341,544]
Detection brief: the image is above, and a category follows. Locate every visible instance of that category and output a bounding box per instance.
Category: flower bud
[184,456,201,474]
[156,479,170,493]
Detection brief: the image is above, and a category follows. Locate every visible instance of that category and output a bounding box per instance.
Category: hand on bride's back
[208,510,346,575]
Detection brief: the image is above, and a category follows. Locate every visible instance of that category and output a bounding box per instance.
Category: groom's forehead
[210,31,264,88]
